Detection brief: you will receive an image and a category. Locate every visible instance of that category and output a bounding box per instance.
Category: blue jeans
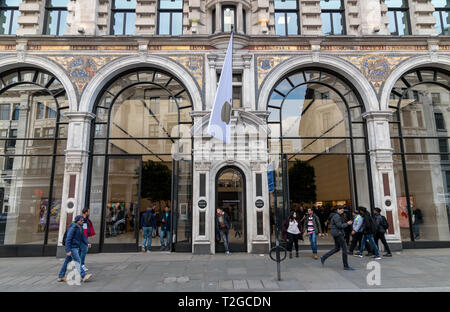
[308,232,318,254]
[360,234,379,256]
[58,248,86,278]
[413,223,420,238]
[142,227,153,250]
[160,229,170,248]
[219,230,229,252]
[79,242,88,267]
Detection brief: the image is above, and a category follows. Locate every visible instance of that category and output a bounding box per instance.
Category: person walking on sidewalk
[354,207,381,260]
[412,206,423,239]
[320,206,355,270]
[303,207,322,259]
[374,208,392,257]
[216,208,231,255]
[160,206,171,251]
[58,215,92,282]
[140,206,156,252]
[80,207,95,272]
[283,211,302,259]
[348,209,372,255]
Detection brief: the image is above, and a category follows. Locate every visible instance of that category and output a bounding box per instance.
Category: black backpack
[381,215,389,230]
[365,213,377,234]
[143,212,153,227]
[62,230,67,246]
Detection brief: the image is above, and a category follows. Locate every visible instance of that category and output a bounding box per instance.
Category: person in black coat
[374,208,392,257]
[354,207,381,259]
[320,206,354,270]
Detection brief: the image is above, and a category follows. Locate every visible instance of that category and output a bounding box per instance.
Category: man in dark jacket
[215,208,231,255]
[320,207,355,270]
[374,208,392,257]
[303,207,322,259]
[160,206,171,251]
[58,215,92,282]
[140,206,156,252]
[355,207,381,259]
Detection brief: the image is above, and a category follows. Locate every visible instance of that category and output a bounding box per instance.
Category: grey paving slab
[227,267,247,275]
[218,280,233,290]
[232,280,249,290]
[261,279,280,289]
[247,279,264,289]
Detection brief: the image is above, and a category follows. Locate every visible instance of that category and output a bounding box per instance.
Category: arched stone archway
[79,55,203,113]
[0,55,77,111]
[257,55,379,113]
[380,55,450,111]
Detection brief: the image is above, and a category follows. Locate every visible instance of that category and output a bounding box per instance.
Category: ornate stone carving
[168,55,204,89]
[65,162,83,173]
[256,55,292,88]
[49,56,119,93]
[195,161,211,171]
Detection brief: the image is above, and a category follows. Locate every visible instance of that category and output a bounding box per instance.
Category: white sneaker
[226,251,230,255]
[82,265,88,271]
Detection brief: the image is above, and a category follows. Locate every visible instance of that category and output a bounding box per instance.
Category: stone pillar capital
[362,110,394,121]
[64,111,96,122]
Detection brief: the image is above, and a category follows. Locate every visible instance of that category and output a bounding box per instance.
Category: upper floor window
[274,0,299,36]
[158,0,183,35]
[0,0,21,35]
[111,0,136,35]
[222,5,235,32]
[321,0,345,35]
[432,0,450,35]
[0,103,19,120]
[44,0,69,35]
[386,0,411,35]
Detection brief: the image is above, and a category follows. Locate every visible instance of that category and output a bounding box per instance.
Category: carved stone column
[56,112,95,257]
[363,111,402,250]
[242,54,253,110]
[207,54,218,110]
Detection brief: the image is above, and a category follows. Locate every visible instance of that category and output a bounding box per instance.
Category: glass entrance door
[216,167,246,252]
[102,156,141,252]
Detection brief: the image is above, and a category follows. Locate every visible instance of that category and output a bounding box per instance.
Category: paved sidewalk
[0,248,449,292]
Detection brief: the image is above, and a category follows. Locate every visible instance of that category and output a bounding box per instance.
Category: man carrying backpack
[374,207,392,257]
[58,215,92,282]
[354,207,381,260]
[140,206,156,252]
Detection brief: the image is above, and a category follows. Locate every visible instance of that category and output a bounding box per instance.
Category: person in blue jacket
[140,206,156,252]
[57,215,92,282]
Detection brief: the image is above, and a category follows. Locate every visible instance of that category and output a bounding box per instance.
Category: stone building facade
[0,0,449,257]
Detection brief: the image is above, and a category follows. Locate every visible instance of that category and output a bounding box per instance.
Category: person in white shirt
[283,211,302,258]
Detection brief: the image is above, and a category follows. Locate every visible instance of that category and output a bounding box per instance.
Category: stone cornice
[1,34,449,51]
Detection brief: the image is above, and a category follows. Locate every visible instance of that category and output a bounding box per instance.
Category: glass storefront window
[88,68,193,252]
[390,68,450,242]
[0,69,68,249]
[268,68,371,245]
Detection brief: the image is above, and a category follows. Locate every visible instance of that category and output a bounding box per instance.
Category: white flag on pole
[207,32,233,144]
